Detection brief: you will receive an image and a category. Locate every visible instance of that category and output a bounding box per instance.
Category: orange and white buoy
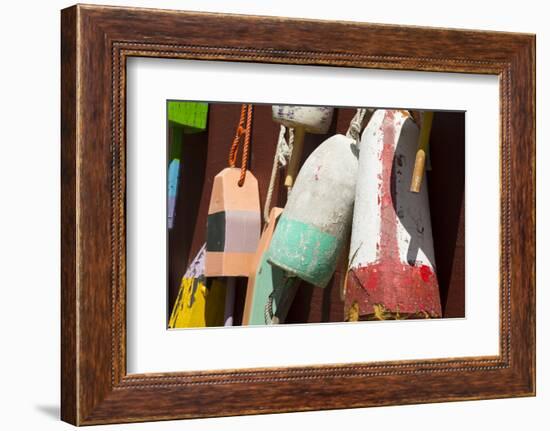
[204,104,261,326]
[205,104,261,278]
[345,109,442,320]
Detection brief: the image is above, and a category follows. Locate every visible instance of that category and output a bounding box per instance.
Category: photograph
[166,102,465,328]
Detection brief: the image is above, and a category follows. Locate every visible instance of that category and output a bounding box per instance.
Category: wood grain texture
[61,4,535,425]
[60,6,77,424]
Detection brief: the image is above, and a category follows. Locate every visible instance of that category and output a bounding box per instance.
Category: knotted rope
[228,104,253,186]
[264,292,280,325]
[263,125,294,223]
[346,108,369,145]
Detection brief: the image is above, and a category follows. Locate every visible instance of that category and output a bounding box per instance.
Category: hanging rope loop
[263,125,294,223]
[228,104,253,186]
[346,108,370,145]
[277,126,294,167]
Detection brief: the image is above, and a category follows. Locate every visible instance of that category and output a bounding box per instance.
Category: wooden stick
[284,126,305,188]
[410,111,434,193]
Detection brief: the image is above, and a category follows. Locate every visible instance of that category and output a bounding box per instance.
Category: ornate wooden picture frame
[61,4,535,425]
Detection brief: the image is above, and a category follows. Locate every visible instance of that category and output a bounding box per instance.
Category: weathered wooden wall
[168,105,465,323]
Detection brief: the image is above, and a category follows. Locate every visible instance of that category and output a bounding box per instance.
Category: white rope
[264,292,275,324]
[346,108,369,144]
[263,125,293,223]
[278,127,294,166]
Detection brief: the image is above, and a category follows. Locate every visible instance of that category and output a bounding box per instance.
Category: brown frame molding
[61,4,535,425]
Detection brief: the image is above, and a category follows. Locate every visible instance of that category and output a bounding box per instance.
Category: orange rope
[228,104,253,187]
[240,105,253,186]
[228,104,247,167]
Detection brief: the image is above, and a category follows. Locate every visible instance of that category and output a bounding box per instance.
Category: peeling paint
[268,134,358,288]
[346,110,442,319]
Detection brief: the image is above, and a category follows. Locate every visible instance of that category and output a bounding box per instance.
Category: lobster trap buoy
[168,244,226,328]
[167,102,208,229]
[266,120,362,288]
[345,109,442,320]
[272,105,334,189]
[204,166,261,276]
[242,207,298,325]
[205,104,261,279]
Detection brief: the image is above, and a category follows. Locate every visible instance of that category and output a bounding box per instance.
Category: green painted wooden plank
[167,102,208,229]
[168,101,208,132]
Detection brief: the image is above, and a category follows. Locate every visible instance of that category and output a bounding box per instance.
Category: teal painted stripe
[267,216,340,288]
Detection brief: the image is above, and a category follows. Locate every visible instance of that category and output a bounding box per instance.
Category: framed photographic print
[61,4,535,425]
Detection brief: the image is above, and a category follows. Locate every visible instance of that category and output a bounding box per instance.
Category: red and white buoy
[345,109,442,320]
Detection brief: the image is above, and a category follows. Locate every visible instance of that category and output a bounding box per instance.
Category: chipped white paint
[267,134,358,287]
[350,109,436,270]
[350,112,383,266]
[271,105,334,134]
[283,134,358,237]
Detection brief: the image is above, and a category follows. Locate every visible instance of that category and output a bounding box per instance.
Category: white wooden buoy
[345,109,442,320]
[271,105,334,188]
[266,133,359,288]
